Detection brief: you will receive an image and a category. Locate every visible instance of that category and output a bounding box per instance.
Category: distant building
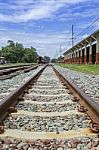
[38,56,47,64]
[63,30,99,64]
[0,57,7,64]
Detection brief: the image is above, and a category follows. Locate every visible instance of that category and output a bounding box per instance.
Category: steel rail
[0,65,38,76]
[0,64,35,70]
[0,65,46,123]
[0,65,38,80]
[53,66,99,125]
[23,65,38,73]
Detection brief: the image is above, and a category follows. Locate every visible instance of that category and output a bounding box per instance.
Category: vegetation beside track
[58,64,99,75]
[0,40,38,63]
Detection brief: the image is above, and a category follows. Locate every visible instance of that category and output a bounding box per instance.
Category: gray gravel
[0,65,44,101]
[24,94,73,102]
[3,114,90,132]
[1,66,99,150]
[54,65,99,104]
[0,137,98,150]
[16,102,77,112]
[28,89,67,95]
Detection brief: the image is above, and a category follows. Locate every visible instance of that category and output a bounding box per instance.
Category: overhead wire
[61,16,99,56]
[73,17,99,45]
[76,17,99,37]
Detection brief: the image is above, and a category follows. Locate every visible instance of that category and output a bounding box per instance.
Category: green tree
[44,56,50,63]
[51,58,57,63]
[15,42,24,62]
[1,41,38,63]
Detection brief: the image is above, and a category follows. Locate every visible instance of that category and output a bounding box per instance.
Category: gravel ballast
[54,65,99,104]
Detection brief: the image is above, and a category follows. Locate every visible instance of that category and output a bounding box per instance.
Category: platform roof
[63,29,99,55]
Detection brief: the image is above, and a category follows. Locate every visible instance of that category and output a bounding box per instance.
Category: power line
[74,19,99,44]
[76,17,99,37]
[60,18,99,57]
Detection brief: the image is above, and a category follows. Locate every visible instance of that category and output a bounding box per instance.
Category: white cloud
[57,6,99,22]
[0,0,87,23]
[0,0,98,59]
[0,27,71,58]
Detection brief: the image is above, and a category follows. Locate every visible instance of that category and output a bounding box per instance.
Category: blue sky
[0,0,99,58]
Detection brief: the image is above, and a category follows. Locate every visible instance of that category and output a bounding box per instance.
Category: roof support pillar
[89,40,92,64]
[80,47,82,64]
[84,44,87,64]
[96,35,99,64]
[76,50,79,64]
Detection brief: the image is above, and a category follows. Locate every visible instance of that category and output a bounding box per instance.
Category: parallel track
[0,65,99,149]
[0,65,38,80]
[0,65,39,103]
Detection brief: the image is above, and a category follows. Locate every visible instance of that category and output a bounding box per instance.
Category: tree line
[0,40,38,63]
[51,56,64,63]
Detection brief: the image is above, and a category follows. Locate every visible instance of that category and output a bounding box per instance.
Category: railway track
[0,65,99,149]
[54,65,99,105]
[0,65,44,102]
[0,65,38,80]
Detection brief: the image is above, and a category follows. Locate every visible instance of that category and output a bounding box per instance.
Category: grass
[57,63,99,75]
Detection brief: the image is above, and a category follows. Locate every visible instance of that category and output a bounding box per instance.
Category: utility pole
[68,25,76,64]
[72,25,74,47]
[70,25,75,47]
[60,44,62,57]
[71,25,75,63]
